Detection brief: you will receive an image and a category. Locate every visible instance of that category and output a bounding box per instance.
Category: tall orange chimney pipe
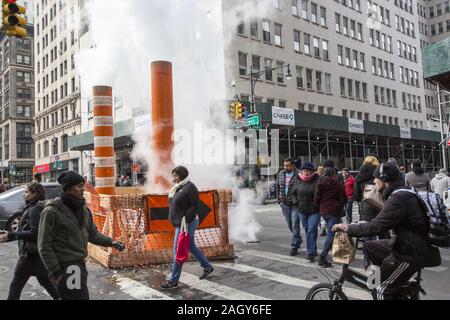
[151,61,174,190]
[93,86,116,195]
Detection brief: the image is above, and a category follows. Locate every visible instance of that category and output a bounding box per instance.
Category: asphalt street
[0,203,449,300]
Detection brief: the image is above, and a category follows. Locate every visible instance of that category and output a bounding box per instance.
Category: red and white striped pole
[93,86,116,195]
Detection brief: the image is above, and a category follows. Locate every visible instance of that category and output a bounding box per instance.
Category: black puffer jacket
[354,164,380,221]
[276,169,300,206]
[348,181,442,268]
[291,173,320,215]
[8,201,44,257]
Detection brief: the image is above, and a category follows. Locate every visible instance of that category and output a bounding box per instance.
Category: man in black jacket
[333,163,441,300]
[276,158,302,256]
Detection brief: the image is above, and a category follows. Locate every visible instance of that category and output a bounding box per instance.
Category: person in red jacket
[342,168,355,224]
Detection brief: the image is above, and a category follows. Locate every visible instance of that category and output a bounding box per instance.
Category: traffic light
[2,0,27,38]
[236,102,245,120]
[230,102,237,119]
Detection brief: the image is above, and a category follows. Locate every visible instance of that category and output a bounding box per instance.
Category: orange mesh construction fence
[86,190,234,268]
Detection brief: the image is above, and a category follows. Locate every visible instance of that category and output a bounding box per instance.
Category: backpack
[393,188,450,248]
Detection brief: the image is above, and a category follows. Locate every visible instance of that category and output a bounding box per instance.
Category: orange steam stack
[151,61,174,190]
[93,86,116,195]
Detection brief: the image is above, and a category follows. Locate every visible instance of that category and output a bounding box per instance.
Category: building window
[306,69,313,89]
[313,37,320,58]
[274,23,282,46]
[322,40,329,60]
[17,105,31,117]
[238,52,247,76]
[304,33,310,54]
[311,2,317,23]
[250,20,258,39]
[17,143,32,159]
[292,0,299,16]
[293,30,301,52]
[296,66,303,88]
[340,77,346,97]
[316,71,322,91]
[265,58,273,81]
[262,20,271,42]
[325,73,331,93]
[348,79,353,98]
[335,13,341,32]
[337,45,343,64]
[52,138,58,155]
[320,7,327,27]
[302,0,308,20]
[277,61,285,83]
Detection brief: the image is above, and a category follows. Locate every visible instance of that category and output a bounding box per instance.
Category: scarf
[168,178,190,199]
[299,172,318,182]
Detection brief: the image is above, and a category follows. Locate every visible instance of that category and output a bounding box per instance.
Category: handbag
[332,232,356,265]
[362,184,385,210]
[175,217,191,266]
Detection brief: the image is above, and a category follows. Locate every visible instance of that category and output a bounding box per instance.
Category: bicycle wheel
[306,283,349,300]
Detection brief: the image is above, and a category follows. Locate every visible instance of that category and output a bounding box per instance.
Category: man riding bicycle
[333,162,441,300]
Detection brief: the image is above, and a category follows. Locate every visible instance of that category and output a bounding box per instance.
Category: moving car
[0,183,63,232]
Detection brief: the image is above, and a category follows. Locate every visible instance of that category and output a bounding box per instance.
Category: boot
[318,255,332,268]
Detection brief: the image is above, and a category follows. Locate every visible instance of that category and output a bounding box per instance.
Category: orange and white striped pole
[93,86,116,195]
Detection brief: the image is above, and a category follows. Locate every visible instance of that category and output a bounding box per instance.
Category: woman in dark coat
[160,166,214,290]
[0,182,60,300]
[354,155,380,222]
[291,162,321,263]
[314,167,346,267]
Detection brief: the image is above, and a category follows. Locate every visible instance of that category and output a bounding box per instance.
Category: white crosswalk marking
[241,249,369,275]
[114,276,174,300]
[179,272,268,300]
[216,262,372,300]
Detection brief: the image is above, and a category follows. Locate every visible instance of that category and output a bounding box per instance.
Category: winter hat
[324,159,335,168]
[300,162,315,171]
[373,163,400,183]
[57,171,86,191]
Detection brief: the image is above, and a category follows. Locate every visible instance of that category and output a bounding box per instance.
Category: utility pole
[437,83,448,170]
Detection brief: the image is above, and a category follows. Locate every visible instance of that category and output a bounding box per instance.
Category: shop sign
[272,107,295,126]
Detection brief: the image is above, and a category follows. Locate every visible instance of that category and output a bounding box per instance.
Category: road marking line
[216,262,371,300]
[241,249,369,275]
[114,276,174,300]
[180,272,268,300]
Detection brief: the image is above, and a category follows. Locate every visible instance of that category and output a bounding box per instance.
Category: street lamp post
[247,64,292,114]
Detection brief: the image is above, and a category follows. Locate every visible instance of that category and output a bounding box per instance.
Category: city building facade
[33,0,82,181]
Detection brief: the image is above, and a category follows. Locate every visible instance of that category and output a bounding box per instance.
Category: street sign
[247,114,262,129]
[52,161,63,170]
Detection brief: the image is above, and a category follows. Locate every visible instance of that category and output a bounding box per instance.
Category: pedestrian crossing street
[106,244,450,301]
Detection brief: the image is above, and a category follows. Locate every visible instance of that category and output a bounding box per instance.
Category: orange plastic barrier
[86,190,233,268]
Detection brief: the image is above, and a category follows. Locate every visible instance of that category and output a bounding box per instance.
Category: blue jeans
[297,212,320,257]
[280,203,302,248]
[170,217,213,283]
[320,215,342,258]
[345,200,354,224]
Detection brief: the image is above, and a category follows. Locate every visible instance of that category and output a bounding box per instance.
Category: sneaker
[199,268,214,280]
[290,248,298,256]
[160,280,178,290]
[307,255,316,263]
[318,256,332,268]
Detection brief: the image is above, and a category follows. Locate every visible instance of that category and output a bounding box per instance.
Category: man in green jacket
[38,171,124,300]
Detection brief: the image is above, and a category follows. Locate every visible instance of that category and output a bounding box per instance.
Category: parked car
[0,183,63,232]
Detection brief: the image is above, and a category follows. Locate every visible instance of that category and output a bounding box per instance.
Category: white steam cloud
[76,0,274,243]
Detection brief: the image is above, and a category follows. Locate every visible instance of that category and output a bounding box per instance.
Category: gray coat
[405,172,430,192]
[431,173,450,197]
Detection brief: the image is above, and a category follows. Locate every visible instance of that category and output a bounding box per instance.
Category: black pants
[57,262,89,300]
[8,256,60,300]
[364,239,420,300]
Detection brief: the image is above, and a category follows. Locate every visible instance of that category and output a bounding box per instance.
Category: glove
[112,241,125,252]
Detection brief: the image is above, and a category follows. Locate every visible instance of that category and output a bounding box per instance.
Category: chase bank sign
[272,107,295,126]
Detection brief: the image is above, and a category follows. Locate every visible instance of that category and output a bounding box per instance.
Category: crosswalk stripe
[241,249,369,275]
[216,262,371,300]
[114,276,174,300]
[179,272,269,300]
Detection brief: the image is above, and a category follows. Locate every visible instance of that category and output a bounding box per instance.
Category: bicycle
[306,264,427,300]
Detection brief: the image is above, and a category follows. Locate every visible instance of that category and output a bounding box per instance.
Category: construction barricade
[86,189,234,268]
